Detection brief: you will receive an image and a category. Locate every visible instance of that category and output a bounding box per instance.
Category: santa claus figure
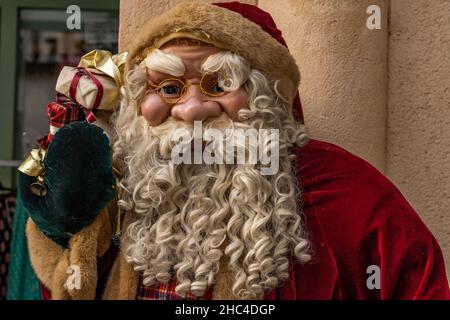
[18,1,449,300]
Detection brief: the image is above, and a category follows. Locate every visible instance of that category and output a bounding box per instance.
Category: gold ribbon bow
[18,148,47,177]
[78,50,128,87]
[18,148,48,196]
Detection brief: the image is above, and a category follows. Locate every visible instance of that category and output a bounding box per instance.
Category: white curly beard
[114,112,310,299]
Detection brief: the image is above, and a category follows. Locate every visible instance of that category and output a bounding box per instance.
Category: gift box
[48,95,86,136]
[37,94,86,149]
[55,50,127,115]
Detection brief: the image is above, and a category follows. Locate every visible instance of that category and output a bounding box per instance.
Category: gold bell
[30,176,47,196]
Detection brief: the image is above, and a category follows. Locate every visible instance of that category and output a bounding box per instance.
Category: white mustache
[150,114,280,175]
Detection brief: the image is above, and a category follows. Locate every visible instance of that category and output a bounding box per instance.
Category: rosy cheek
[140,93,171,126]
[219,88,249,120]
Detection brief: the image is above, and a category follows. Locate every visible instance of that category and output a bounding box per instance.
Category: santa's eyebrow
[143,49,186,77]
[200,52,226,73]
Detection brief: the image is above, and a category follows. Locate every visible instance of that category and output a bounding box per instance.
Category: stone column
[259,0,389,172]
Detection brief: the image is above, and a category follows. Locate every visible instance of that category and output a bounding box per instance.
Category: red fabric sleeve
[41,284,52,300]
[289,139,450,299]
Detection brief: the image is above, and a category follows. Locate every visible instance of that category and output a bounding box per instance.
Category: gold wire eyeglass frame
[147,73,226,105]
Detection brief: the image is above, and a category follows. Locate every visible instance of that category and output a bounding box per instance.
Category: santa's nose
[171,85,221,122]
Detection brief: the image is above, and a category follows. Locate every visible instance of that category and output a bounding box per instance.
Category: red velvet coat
[263,139,450,299]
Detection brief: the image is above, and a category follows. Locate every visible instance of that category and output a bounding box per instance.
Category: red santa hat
[126,1,304,122]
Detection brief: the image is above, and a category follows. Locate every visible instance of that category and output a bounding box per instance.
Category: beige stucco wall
[119,0,450,280]
[387,0,450,279]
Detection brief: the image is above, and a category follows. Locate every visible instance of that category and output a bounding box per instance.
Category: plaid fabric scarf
[136,277,213,300]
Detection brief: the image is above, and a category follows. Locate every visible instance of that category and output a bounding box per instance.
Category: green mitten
[18,121,116,247]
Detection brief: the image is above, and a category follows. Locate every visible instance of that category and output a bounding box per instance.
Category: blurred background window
[0,1,119,188]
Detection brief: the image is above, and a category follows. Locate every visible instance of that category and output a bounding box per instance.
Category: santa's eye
[161,85,182,96]
[211,84,224,94]
[158,80,184,98]
[201,74,225,96]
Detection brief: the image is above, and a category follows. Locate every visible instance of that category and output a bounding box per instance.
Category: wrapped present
[55,50,127,118]
[47,94,86,140]
[37,93,87,149]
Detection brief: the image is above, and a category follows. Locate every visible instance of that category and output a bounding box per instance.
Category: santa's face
[114,42,310,299]
[140,43,249,126]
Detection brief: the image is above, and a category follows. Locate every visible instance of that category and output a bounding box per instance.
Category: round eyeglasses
[147,73,226,105]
